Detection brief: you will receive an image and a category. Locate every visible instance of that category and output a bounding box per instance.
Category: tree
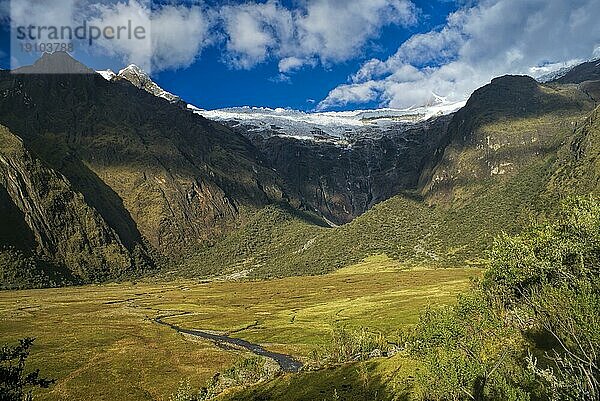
[0,338,54,401]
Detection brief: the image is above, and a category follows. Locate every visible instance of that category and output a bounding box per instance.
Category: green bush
[409,292,533,401]
[169,356,278,401]
[408,196,600,400]
[482,196,600,400]
[310,326,389,367]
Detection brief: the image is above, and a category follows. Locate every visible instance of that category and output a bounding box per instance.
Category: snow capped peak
[118,64,146,76]
[96,69,116,81]
[116,64,181,104]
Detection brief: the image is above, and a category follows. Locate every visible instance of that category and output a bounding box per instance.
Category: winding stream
[155,317,303,373]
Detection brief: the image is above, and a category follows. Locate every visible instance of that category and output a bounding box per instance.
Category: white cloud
[219,0,418,71]
[220,0,294,69]
[151,4,211,71]
[319,0,600,110]
[279,57,317,74]
[6,0,418,75]
[87,0,153,71]
[88,0,212,72]
[11,0,78,32]
[318,80,383,109]
[8,0,212,72]
[295,0,417,63]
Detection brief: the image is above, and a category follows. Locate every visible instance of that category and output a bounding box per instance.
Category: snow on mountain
[117,64,181,104]
[97,69,116,81]
[188,97,465,141]
[96,63,464,142]
[96,65,181,104]
[533,57,600,83]
[536,65,578,83]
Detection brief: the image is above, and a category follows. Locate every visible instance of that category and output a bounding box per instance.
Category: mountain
[246,115,453,224]
[554,58,600,84]
[190,101,463,224]
[2,52,600,287]
[184,73,600,278]
[0,52,287,287]
[97,64,182,104]
[116,64,183,104]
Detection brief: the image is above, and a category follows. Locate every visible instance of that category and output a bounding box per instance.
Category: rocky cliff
[246,115,452,224]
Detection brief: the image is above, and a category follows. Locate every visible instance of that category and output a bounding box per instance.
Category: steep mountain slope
[185,73,600,277]
[0,52,287,285]
[422,75,593,204]
[247,115,452,223]
[0,125,132,287]
[548,105,600,196]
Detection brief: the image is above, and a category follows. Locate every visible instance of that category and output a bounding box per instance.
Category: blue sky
[1,0,599,111]
[154,0,460,110]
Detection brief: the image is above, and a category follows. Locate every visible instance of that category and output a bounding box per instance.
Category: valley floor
[0,257,479,401]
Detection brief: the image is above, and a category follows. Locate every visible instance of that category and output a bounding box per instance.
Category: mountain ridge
[0,52,289,287]
[2,52,600,287]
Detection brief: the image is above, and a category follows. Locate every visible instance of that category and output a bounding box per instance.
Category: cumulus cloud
[8,0,212,72]
[10,0,79,33]
[319,0,600,110]
[220,0,294,69]
[278,56,309,73]
[89,0,212,72]
[219,0,418,71]
[7,0,418,75]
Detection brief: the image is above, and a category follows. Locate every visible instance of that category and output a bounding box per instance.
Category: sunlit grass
[0,264,479,401]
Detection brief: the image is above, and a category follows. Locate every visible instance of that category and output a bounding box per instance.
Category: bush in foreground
[409,196,600,400]
[0,338,54,401]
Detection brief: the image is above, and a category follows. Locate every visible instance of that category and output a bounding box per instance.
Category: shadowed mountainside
[0,52,290,287]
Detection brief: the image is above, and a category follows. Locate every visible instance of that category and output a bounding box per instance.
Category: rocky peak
[117,64,181,104]
[14,51,94,75]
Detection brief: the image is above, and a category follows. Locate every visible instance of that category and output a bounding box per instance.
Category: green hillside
[184,78,599,279]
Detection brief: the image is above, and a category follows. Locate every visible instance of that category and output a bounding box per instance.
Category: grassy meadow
[0,257,479,401]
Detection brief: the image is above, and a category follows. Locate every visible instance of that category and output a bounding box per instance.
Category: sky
[0,0,599,111]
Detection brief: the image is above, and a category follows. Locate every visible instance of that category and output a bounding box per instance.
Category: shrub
[310,326,389,367]
[0,338,54,401]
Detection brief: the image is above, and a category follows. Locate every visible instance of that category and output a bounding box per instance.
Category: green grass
[0,263,479,401]
[223,354,418,401]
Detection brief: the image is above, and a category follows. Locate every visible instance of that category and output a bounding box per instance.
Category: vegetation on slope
[223,195,600,401]
[183,77,598,279]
